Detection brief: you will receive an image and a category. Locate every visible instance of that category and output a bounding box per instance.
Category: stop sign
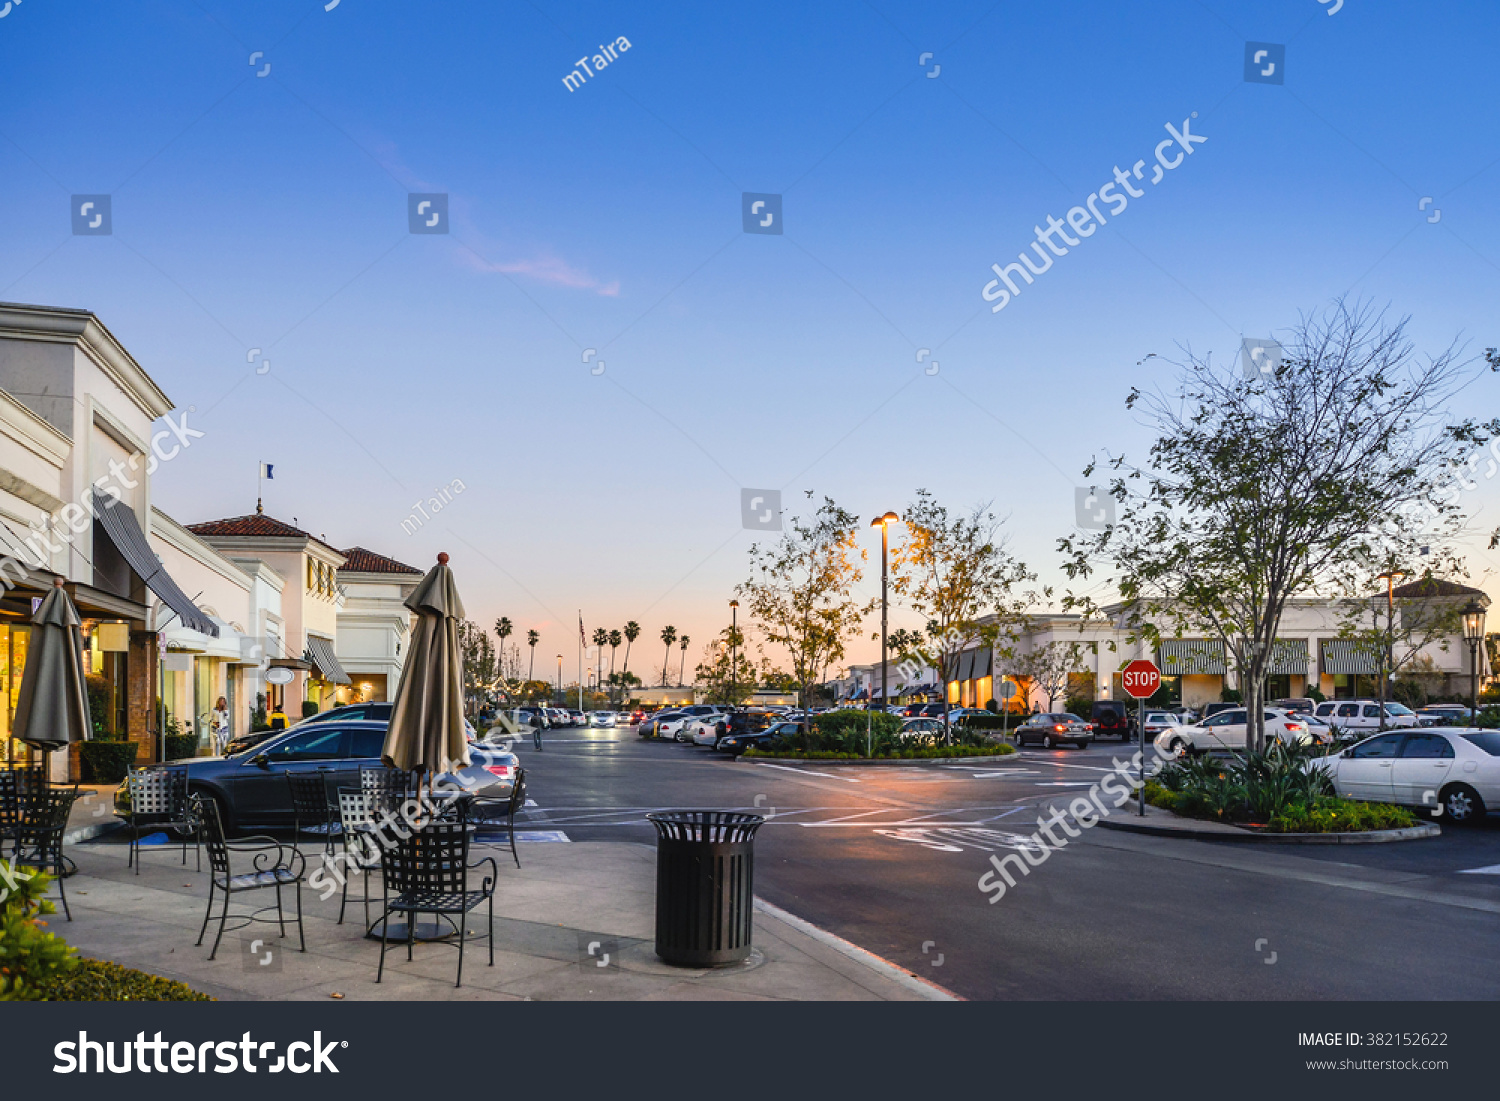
[1122,659,1160,699]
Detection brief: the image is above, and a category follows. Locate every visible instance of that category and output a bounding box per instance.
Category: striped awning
[93,490,218,637]
[304,635,350,685]
[1266,638,1310,675]
[1155,639,1226,675]
[952,647,991,682]
[1321,638,1380,675]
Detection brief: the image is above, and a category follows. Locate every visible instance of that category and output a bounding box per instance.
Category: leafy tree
[889,489,1035,741]
[1061,301,1490,751]
[605,669,641,706]
[659,626,677,686]
[738,495,874,720]
[999,640,1091,712]
[694,629,757,705]
[622,621,641,674]
[1336,572,1467,727]
[592,628,608,690]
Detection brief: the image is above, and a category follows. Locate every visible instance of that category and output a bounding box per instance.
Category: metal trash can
[646,810,764,967]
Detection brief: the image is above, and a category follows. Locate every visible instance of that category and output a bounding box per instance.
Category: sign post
[999,678,1018,741]
[1122,659,1161,817]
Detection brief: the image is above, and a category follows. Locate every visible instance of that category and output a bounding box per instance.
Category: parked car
[1090,700,1134,741]
[1142,711,1184,739]
[650,713,695,741]
[900,717,947,738]
[1272,698,1316,715]
[628,709,646,726]
[589,711,617,727]
[719,721,802,756]
[1312,699,1423,736]
[690,717,732,747]
[223,701,390,756]
[1416,704,1476,726]
[1200,702,1238,720]
[125,721,519,832]
[675,705,725,719]
[1153,707,1312,756]
[1315,727,1500,823]
[638,710,682,738]
[726,709,779,739]
[1014,713,1093,749]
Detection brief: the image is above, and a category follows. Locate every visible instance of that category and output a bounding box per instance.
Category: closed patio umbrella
[382,553,471,777]
[13,577,92,766]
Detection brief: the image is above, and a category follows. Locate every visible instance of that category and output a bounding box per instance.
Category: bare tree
[1062,301,1492,752]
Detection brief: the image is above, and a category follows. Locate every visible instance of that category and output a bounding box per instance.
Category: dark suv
[1090,700,1135,740]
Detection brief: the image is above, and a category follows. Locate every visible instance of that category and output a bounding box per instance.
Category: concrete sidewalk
[49,834,955,1001]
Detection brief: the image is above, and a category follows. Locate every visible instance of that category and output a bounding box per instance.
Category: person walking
[211,695,230,755]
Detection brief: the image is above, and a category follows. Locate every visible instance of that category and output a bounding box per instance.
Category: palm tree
[623,621,641,674]
[495,618,513,687]
[592,628,608,694]
[608,629,622,676]
[678,635,690,686]
[527,630,539,684]
[660,626,677,686]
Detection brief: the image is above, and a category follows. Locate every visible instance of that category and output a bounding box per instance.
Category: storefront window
[1,623,31,765]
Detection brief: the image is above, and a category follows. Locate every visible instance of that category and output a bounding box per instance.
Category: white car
[1312,699,1422,736]
[690,717,730,747]
[1316,727,1500,822]
[589,711,617,727]
[1142,711,1184,738]
[655,714,695,742]
[1153,707,1312,756]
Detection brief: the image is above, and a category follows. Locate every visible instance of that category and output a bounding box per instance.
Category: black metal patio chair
[376,821,495,988]
[287,771,339,855]
[334,788,385,928]
[125,767,198,875]
[191,794,307,961]
[467,766,526,869]
[10,786,80,920]
[0,766,46,858]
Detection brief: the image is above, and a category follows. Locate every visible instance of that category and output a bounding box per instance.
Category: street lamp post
[1462,600,1485,728]
[1375,569,1408,731]
[870,512,900,722]
[729,599,739,705]
[556,654,563,706]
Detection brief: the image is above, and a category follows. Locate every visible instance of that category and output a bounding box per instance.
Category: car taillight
[484,765,513,780]
[1054,724,1066,732]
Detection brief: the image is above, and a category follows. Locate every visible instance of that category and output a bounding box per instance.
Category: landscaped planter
[77,741,139,784]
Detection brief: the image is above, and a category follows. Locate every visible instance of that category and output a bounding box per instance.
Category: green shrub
[1265,800,1416,833]
[810,709,902,739]
[302,701,320,719]
[1146,745,1413,833]
[78,741,139,784]
[0,864,77,1000]
[164,733,198,761]
[39,958,211,1002]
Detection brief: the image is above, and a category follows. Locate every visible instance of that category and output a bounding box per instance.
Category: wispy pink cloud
[461,250,620,296]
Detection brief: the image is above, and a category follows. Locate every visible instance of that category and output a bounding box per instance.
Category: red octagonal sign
[1122,659,1160,699]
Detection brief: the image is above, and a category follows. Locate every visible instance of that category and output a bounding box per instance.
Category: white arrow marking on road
[1457,864,1500,875]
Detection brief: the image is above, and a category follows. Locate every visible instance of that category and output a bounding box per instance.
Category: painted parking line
[755,762,862,783]
[476,829,571,843]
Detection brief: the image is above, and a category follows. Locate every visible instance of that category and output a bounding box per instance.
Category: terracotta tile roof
[339,546,422,575]
[1391,576,1487,600]
[187,513,340,555]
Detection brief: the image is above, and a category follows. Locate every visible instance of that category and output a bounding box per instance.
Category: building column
[128,630,156,766]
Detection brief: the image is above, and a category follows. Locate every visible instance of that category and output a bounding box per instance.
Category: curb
[740,754,1017,767]
[1097,815,1441,844]
[753,898,962,1001]
[64,818,125,845]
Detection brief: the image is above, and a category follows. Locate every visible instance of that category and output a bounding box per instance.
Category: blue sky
[3,0,1499,676]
